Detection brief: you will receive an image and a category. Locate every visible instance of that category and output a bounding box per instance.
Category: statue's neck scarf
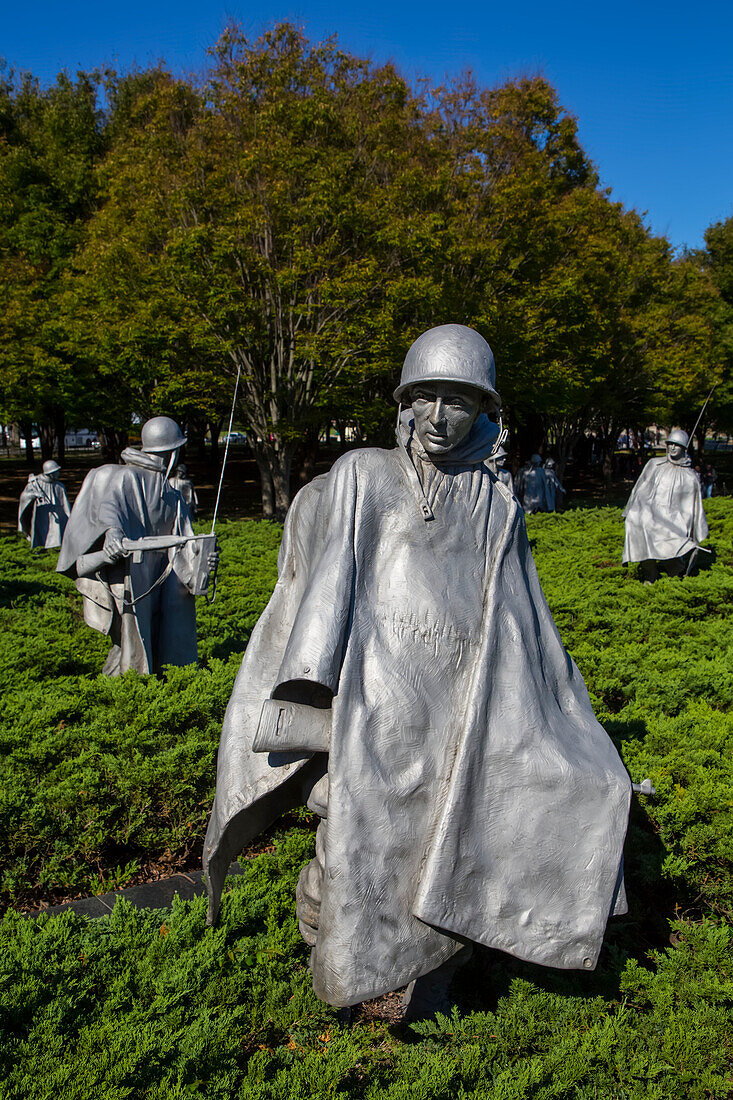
[120,448,167,473]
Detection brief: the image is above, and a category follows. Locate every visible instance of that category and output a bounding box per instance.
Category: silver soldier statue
[18,459,71,549]
[57,417,217,676]
[204,325,630,1015]
[517,453,551,513]
[488,445,514,493]
[544,457,566,512]
[169,463,199,516]
[622,428,709,582]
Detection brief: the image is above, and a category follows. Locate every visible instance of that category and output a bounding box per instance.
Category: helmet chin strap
[165,448,179,482]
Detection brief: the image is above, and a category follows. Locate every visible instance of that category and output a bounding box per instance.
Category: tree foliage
[0,25,730,505]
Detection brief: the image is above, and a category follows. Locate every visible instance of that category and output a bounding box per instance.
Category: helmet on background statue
[666,428,689,449]
[140,416,187,455]
[492,446,508,462]
[393,324,501,412]
[545,458,556,468]
[42,460,61,477]
[175,463,188,477]
[530,454,543,466]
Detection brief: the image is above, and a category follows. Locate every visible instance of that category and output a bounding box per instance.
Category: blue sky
[2,0,732,251]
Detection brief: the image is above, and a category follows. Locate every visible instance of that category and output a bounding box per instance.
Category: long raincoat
[205,416,630,1007]
[18,474,70,548]
[57,449,198,675]
[622,454,708,563]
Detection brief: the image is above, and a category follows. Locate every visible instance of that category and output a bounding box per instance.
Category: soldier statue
[544,458,566,512]
[57,417,217,676]
[517,453,551,513]
[204,324,630,1020]
[622,428,708,582]
[18,459,71,549]
[488,445,514,493]
[170,463,199,516]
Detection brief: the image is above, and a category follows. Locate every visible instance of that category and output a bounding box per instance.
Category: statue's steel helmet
[531,454,543,465]
[393,324,500,408]
[545,457,556,468]
[493,446,508,461]
[141,416,187,454]
[42,459,61,476]
[666,428,689,449]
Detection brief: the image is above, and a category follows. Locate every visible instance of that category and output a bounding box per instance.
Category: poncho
[622,455,708,563]
[205,419,630,1006]
[18,475,70,548]
[57,449,197,675]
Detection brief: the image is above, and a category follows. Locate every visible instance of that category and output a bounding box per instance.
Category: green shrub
[2,502,733,1096]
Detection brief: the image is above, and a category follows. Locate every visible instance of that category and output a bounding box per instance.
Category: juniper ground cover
[1,503,732,1097]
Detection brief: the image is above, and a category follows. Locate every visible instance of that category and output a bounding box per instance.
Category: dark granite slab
[29,864,245,919]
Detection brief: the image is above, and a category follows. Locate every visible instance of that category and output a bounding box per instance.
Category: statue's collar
[120,447,166,472]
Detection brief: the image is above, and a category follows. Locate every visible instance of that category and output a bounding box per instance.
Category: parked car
[219,431,247,445]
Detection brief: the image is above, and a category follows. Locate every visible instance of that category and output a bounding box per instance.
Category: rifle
[76,533,217,598]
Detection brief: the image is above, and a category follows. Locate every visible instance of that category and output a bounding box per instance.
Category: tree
[0,67,104,459]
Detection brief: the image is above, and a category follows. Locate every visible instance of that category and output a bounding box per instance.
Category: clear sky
[2,0,732,252]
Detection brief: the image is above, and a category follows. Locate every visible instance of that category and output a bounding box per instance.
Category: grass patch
[1,502,733,1095]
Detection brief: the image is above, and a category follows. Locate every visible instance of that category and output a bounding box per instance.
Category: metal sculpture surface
[18,460,70,548]
[57,417,217,676]
[169,463,199,516]
[204,325,630,1011]
[622,429,708,581]
[544,458,566,512]
[488,445,514,493]
[517,454,551,513]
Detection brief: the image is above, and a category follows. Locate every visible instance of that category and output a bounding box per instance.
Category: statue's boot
[401,943,473,1022]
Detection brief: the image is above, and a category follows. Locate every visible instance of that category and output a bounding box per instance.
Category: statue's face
[409,381,483,456]
[667,442,686,461]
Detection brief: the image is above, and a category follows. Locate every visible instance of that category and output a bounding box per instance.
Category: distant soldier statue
[622,428,708,582]
[204,324,630,1020]
[170,463,199,516]
[518,453,551,514]
[544,458,566,512]
[488,445,514,493]
[18,460,71,549]
[57,417,217,676]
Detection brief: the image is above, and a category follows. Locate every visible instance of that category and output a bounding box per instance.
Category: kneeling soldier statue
[57,417,217,675]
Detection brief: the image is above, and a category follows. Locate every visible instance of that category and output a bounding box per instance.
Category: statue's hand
[103,528,128,564]
[207,550,220,574]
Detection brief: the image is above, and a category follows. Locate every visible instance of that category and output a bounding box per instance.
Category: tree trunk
[101,428,127,462]
[515,412,544,464]
[297,427,320,486]
[55,408,66,464]
[208,420,222,465]
[39,423,54,460]
[254,448,276,519]
[190,417,208,462]
[21,419,34,465]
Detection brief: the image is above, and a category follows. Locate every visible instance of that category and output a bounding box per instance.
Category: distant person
[702,463,717,499]
[544,458,566,512]
[57,417,217,676]
[488,446,513,493]
[17,460,71,549]
[170,463,199,516]
[622,428,708,582]
[518,454,551,514]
